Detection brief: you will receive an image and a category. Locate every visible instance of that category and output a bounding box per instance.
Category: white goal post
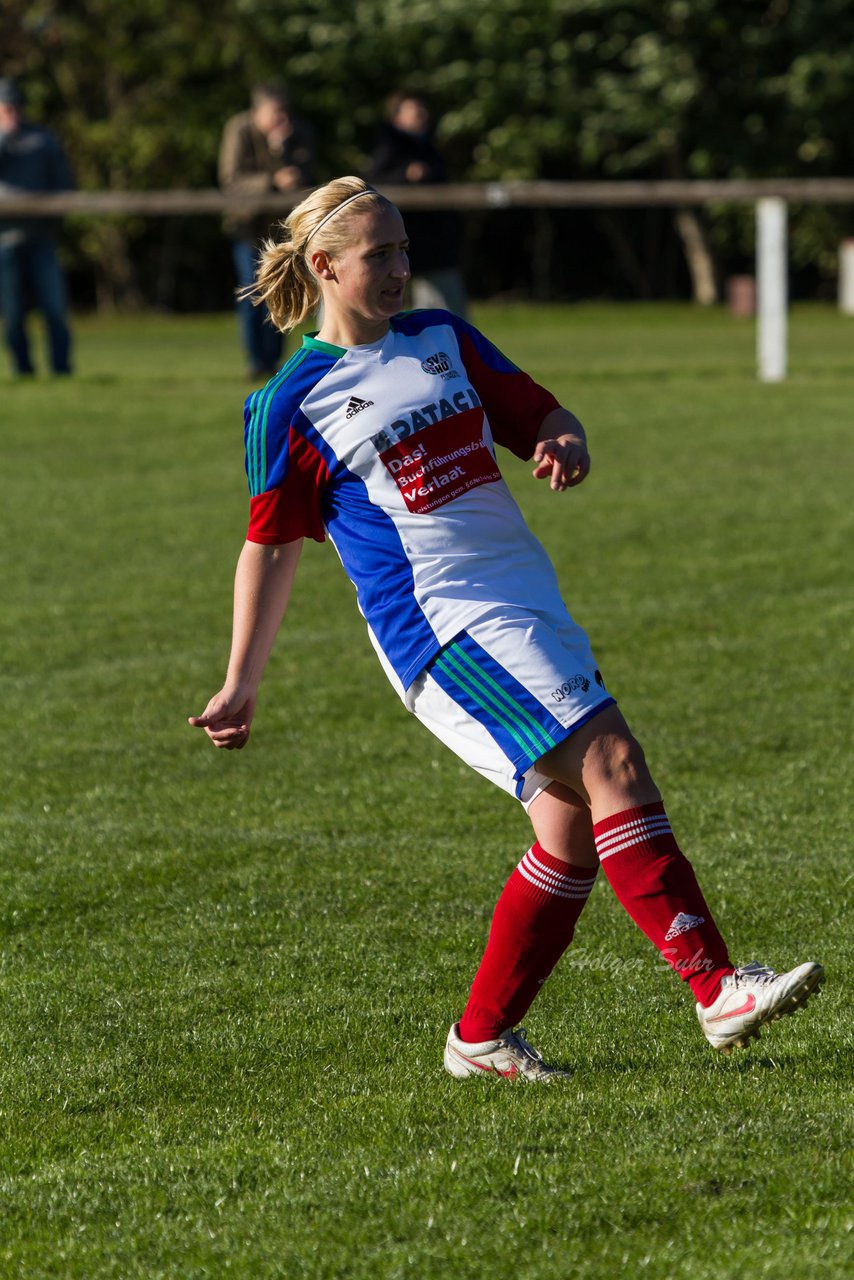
[756,197,788,383]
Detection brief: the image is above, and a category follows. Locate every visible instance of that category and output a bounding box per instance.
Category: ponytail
[240,234,319,332]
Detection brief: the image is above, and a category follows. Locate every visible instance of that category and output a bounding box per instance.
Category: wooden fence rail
[3,178,854,217]
[4,179,852,381]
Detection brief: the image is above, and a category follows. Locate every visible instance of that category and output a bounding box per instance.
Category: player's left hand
[532,434,591,491]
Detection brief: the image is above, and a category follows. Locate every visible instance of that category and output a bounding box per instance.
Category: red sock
[593,802,734,1006]
[458,843,597,1043]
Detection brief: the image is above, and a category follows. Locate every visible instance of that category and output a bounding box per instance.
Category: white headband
[302,189,376,250]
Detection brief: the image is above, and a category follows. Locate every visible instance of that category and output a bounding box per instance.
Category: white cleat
[698,960,824,1053]
[444,1022,570,1081]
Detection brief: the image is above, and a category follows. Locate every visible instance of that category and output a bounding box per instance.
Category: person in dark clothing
[219,82,315,379]
[367,91,468,317]
[0,77,74,376]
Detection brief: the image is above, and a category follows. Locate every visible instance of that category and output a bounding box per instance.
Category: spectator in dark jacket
[219,82,315,379]
[0,77,74,375]
[367,91,468,317]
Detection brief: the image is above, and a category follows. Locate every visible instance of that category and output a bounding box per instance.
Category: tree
[4,0,853,306]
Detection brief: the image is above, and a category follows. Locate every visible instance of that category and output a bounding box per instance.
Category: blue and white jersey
[244,309,568,693]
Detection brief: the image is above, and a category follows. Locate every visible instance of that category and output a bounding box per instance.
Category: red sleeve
[247,427,330,544]
[458,329,560,460]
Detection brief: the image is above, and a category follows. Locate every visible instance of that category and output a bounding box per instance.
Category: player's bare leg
[535,702,660,822]
[527,780,599,868]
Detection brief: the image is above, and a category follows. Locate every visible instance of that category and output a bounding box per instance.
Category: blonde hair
[241,176,393,332]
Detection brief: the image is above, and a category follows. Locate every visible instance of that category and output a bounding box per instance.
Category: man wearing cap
[0,77,74,376]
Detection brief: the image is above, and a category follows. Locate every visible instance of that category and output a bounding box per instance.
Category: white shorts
[405,605,615,808]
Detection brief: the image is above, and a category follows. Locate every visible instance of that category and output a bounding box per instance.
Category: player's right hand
[188,687,256,750]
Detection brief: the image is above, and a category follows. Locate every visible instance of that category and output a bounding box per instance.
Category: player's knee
[535,707,657,804]
[588,730,653,793]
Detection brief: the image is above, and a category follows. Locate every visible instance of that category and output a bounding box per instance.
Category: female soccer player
[190,176,822,1079]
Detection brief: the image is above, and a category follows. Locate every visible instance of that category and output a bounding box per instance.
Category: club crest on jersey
[345,396,374,419]
[420,351,459,380]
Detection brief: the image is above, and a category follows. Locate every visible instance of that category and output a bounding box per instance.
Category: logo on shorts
[551,674,591,704]
[420,351,459,380]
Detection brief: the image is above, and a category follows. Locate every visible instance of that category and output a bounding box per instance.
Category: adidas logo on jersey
[346,396,374,419]
[665,912,705,941]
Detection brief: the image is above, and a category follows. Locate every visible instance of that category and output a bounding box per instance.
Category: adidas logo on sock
[665,911,705,941]
[345,396,374,419]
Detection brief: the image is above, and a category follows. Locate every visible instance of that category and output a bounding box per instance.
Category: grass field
[1,304,852,1279]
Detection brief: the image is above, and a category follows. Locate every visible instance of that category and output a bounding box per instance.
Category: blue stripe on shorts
[427,632,568,775]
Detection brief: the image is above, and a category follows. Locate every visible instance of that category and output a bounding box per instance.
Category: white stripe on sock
[517,853,595,899]
[595,815,672,859]
[523,849,596,890]
[595,825,672,857]
[595,814,671,846]
[517,864,593,899]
